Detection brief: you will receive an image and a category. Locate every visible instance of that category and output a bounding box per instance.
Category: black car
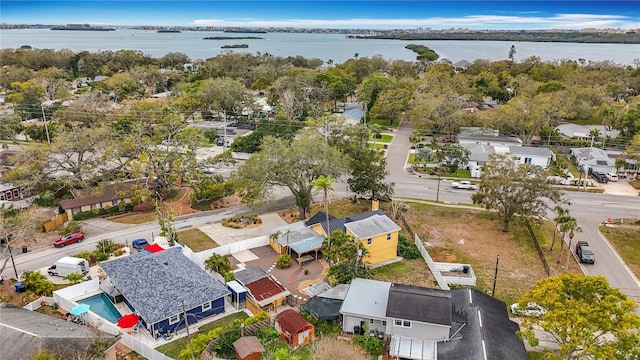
[576,241,595,264]
[591,172,608,183]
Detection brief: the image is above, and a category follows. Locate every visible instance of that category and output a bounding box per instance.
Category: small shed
[274,309,315,348]
[233,336,265,360]
[227,280,247,309]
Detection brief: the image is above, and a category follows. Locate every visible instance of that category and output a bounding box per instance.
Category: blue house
[100,248,230,338]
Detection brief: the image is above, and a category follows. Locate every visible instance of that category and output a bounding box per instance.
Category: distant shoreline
[203,36,264,40]
[348,31,640,44]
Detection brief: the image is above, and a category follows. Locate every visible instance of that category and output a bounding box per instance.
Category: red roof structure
[142,243,164,253]
[274,309,315,347]
[245,276,288,302]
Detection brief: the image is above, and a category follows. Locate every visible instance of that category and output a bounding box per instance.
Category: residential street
[387,120,640,308]
[2,120,639,311]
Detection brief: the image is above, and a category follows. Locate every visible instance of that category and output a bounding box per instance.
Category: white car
[510,302,547,317]
[606,173,618,182]
[451,180,479,190]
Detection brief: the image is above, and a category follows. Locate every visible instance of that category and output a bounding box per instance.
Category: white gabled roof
[340,278,391,319]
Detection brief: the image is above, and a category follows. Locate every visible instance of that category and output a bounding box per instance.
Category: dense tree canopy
[518,274,640,360]
[472,154,565,232]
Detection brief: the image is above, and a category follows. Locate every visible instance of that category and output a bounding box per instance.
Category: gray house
[509,146,554,168]
[570,147,622,174]
[0,303,117,359]
[100,248,230,338]
[340,279,527,360]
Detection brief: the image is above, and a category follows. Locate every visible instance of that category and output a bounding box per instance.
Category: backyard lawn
[155,311,248,359]
[176,228,218,252]
[369,134,393,143]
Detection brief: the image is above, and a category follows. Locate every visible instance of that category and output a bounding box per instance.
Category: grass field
[599,224,640,278]
[176,228,218,252]
[366,118,400,128]
[369,134,393,143]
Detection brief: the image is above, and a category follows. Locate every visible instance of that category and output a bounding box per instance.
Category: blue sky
[2,1,639,30]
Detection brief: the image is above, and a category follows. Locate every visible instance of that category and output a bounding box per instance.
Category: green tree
[204,253,232,276]
[235,129,348,219]
[518,274,640,360]
[433,143,471,173]
[23,271,55,296]
[472,154,565,232]
[311,175,335,246]
[6,80,45,119]
[346,147,394,201]
[550,206,569,251]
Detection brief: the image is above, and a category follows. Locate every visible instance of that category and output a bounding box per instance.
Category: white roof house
[570,147,622,174]
[557,124,619,139]
[458,127,522,153]
[509,146,554,168]
[340,278,391,319]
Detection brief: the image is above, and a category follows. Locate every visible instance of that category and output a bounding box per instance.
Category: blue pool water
[79,293,121,324]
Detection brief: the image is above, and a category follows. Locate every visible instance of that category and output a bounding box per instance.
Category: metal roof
[340,278,391,319]
[508,146,553,157]
[234,267,270,286]
[344,214,402,239]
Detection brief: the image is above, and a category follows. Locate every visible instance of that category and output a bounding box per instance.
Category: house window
[112,199,122,206]
[0,193,4,201]
[91,203,102,210]
[382,321,387,326]
[367,238,372,245]
[13,189,19,198]
[525,157,532,164]
[202,302,211,311]
[394,319,411,328]
[369,319,374,324]
[5,191,12,200]
[168,314,180,325]
[72,207,81,215]
[386,233,392,240]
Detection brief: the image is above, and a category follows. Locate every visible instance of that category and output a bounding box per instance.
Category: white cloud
[191,14,638,30]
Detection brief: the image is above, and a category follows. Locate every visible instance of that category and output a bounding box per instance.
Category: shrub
[22,271,55,296]
[353,334,384,356]
[276,254,292,269]
[256,325,280,342]
[133,202,153,212]
[397,234,421,260]
[245,311,270,326]
[93,251,109,261]
[65,220,82,233]
[96,239,117,253]
[64,273,84,285]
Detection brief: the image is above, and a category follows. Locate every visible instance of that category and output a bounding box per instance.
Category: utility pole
[584,135,594,191]
[436,174,441,203]
[182,301,195,360]
[492,255,500,298]
[40,104,51,144]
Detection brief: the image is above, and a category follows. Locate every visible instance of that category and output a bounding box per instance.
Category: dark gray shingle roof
[234,267,269,286]
[304,211,336,226]
[438,288,527,360]
[320,210,385,235]
[386,283,452,326]
[100,248,230,325]
[0,303,117,360]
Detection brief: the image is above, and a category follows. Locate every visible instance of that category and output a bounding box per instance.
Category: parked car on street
[510,302,547,317]
[590,171,608,183]
[132,238,150,252]
[451,180,479,190]
[53,232,85,248]
[576,241,595,264]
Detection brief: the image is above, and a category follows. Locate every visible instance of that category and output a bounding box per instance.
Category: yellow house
[305,210,402,266]
[343,214,402,265]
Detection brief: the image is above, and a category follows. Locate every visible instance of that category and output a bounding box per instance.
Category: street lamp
[566,229,575,270]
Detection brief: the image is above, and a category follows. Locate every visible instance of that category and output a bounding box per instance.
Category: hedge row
[72,202,135,221]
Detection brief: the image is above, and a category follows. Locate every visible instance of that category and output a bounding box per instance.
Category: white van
[606,173,618,182]
[48,257,90,277]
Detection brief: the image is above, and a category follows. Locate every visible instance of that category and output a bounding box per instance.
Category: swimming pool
[79,293,121,324]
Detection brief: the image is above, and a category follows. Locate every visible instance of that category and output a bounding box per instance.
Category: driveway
[600,181,639,196]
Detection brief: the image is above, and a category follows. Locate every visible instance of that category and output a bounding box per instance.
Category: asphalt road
[387,121,640,306]
[2,120,639,308]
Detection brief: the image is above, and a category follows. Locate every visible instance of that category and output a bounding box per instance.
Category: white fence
[199,235,269,259]
[414,234,450,291]
[23,296,55,311]
[116,333,173,360]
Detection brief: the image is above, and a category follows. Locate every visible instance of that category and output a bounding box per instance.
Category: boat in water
[51,24,115,31]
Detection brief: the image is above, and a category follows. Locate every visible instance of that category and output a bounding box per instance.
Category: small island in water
[51,24,115,31]
[203,36,263,40]
[405,44,439,61]
[221,44,249,49]
[157,29,181,33]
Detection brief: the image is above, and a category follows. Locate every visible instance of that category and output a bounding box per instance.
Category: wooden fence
[42,213,69,232]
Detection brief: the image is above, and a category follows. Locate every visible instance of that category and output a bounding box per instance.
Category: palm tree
[550,206,569,251]
[369,124,383,148]
[557,215,580,264]
[409,130,423,149]
[204,253,232,276]
[311,175,336,246]
[563,220,582,270]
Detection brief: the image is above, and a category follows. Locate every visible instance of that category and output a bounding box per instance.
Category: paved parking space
[601,181,639,196]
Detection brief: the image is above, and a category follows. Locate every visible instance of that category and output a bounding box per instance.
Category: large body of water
[1,29,639,65]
